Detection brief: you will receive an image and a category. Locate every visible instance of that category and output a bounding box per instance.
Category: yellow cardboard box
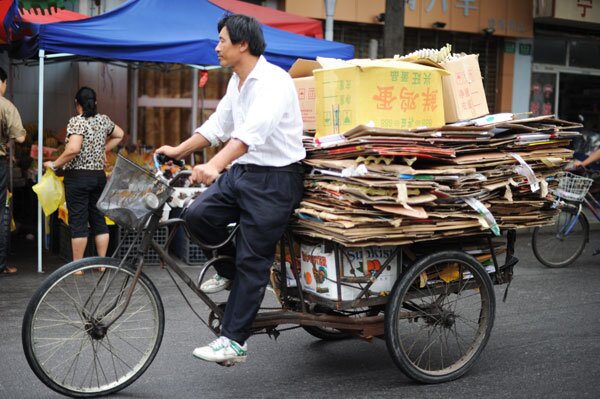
[289,59,322,131]
[313,59,447,138]
[440,54,489,123]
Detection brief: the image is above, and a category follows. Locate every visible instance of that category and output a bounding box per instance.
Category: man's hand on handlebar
[155,145,181,161]
[190,163,220,186]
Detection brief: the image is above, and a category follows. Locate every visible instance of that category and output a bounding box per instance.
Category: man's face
[215,26,242,68]
[0,79,6,96]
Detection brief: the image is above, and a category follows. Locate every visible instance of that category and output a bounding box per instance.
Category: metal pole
[130,64,139,145]
[324,0,336,41]
[191,69,198,166]
[37,49,45,273]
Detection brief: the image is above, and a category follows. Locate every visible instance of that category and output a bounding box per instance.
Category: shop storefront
[285,0,534,115]
[532,0,600,153]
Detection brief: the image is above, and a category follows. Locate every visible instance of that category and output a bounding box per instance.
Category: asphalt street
[1,228,599,399]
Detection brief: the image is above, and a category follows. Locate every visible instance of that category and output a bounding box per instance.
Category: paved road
[1,231,599,399]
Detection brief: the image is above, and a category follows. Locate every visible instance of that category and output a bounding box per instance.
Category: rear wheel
[22,257,164,398]
[385,251,495,383]
[532,207,589,268]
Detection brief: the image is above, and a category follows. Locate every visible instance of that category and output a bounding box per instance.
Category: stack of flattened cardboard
[292,114,581,247]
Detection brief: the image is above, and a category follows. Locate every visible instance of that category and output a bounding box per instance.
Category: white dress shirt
[196,56,306,167]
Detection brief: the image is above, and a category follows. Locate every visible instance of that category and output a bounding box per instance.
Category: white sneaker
[200,273,231,293]
[192,336,247,364]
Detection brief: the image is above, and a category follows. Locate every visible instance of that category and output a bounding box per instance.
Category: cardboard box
[313,59,447,138]
[298,243,398,301]
[440,54,489,123]
[289,59,322,131]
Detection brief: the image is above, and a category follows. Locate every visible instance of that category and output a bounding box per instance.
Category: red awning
[209,0,323,38]
[1,3,88,44]
[19,7,88,23]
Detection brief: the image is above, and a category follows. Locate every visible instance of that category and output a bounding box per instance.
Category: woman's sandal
[73,267,105,276]
[1,266,17,275]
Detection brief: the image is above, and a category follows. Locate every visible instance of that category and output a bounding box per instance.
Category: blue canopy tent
[11,0,354,69]
[4,0,354,272]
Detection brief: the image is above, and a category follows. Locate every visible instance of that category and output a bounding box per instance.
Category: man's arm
[156,133,211,160]
[582,149,600,167]
[574,148,600,168]
[8,103,26,143]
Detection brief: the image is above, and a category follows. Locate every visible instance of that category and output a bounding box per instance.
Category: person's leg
[193,168,303,363]
[94,234,109,257]
[64,174,91,262]
[71,237,88,260]
[184,170,239,279]
[0,158,9,272]
[219,169,304,345]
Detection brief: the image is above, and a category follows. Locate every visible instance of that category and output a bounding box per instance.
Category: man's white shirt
[196,56,306,167]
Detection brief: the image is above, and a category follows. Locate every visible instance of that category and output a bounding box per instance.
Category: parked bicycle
[22,154,518,397]
[532,169,600,268]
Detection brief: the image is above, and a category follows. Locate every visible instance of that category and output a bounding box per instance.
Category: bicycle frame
[558,191,599,238]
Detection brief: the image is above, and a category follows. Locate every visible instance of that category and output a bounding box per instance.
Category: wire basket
[97,155,173,229]
[554,171,593,202]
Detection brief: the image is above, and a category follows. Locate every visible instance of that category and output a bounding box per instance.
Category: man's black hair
[217,14,266,57]
[0,67,7,83]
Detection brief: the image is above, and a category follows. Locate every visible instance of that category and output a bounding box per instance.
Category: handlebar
[154,153,185,170]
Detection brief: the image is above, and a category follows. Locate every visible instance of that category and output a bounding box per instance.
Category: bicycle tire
[22,257,165,398]
[302,326,353,340]
[532,207,589,268]
[384,251,495,384]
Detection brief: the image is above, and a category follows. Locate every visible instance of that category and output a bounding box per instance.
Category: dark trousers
[0,158,8,269]
[184,163,304,344]
[63,170,109,238]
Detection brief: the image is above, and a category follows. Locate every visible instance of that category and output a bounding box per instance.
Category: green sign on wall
[504,42,516,54]
[519,43,532,56]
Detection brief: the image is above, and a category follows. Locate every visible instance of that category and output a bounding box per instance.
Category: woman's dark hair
[217,14,265,56]
[75,86,97,117]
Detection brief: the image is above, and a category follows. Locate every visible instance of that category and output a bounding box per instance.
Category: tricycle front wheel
[384,251,495,383]
[22,257,165,398]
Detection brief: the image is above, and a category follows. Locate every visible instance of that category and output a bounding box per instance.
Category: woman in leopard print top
[44,87,124,264]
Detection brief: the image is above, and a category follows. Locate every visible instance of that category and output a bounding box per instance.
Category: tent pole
[131,64,139,146]
[191,69,198,166]
[37,49,45,273]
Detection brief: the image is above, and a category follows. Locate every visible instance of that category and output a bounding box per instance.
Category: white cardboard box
[289,59,322,131]
[298,243,398,301]
[440,54,489,123]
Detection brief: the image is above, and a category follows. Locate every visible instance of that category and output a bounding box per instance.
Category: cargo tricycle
[22,155,518,397]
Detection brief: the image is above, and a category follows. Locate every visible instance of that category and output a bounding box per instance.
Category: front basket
[97,155,173,229]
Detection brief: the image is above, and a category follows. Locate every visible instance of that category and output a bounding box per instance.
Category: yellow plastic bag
[32,169,65,215]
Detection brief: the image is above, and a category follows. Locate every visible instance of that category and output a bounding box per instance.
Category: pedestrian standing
[43,87,124,268]
[0,66,26,275]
